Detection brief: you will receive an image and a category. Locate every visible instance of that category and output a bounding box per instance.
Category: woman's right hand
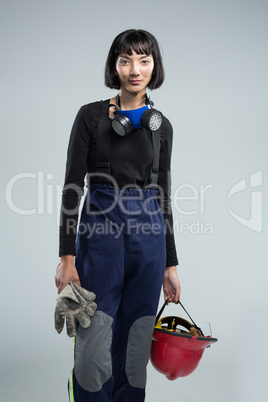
[55,255,81,294]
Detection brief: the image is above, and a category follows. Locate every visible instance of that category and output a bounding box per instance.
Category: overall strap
[95,100,112,182]
[115,92,161,187]
[147,128,161,187]
[95,99,161,187]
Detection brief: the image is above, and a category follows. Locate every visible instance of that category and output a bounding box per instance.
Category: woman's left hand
[163,266,181,304]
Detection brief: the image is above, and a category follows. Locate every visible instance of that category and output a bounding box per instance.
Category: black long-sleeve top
[59,100,178,267]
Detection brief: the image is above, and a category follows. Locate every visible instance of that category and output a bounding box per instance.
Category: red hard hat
[150,300,217,380]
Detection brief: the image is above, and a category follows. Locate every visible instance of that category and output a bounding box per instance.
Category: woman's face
[115,51,154,95]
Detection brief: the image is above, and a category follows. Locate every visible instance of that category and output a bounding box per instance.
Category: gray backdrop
[1,0,267,401]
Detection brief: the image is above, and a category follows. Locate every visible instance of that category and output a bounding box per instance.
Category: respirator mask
[111,94,163,136]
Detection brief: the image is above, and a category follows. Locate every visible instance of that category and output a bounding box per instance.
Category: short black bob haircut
[105,29,165,90]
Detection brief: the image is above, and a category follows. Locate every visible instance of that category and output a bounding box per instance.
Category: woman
[55,29,181,402]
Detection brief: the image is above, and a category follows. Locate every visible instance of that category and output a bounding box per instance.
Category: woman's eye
[120,60,129,65]
[141,60,150,64]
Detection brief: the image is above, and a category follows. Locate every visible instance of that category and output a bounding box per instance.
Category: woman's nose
[130,62,140,76]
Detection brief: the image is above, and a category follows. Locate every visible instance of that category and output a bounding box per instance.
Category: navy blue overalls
[68,101,166,402]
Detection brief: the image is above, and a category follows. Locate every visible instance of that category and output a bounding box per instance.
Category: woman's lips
[129,80,141,84]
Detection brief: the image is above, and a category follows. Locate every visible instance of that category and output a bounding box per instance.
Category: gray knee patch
[74,311,113,392]
[125,316,155,389]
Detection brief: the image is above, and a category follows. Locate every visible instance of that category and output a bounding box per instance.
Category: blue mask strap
[115,94,153,129]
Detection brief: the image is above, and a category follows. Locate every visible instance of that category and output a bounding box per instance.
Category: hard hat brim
[151,328,217,379]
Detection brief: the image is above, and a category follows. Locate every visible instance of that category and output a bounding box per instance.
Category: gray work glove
[54,282,97,337]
